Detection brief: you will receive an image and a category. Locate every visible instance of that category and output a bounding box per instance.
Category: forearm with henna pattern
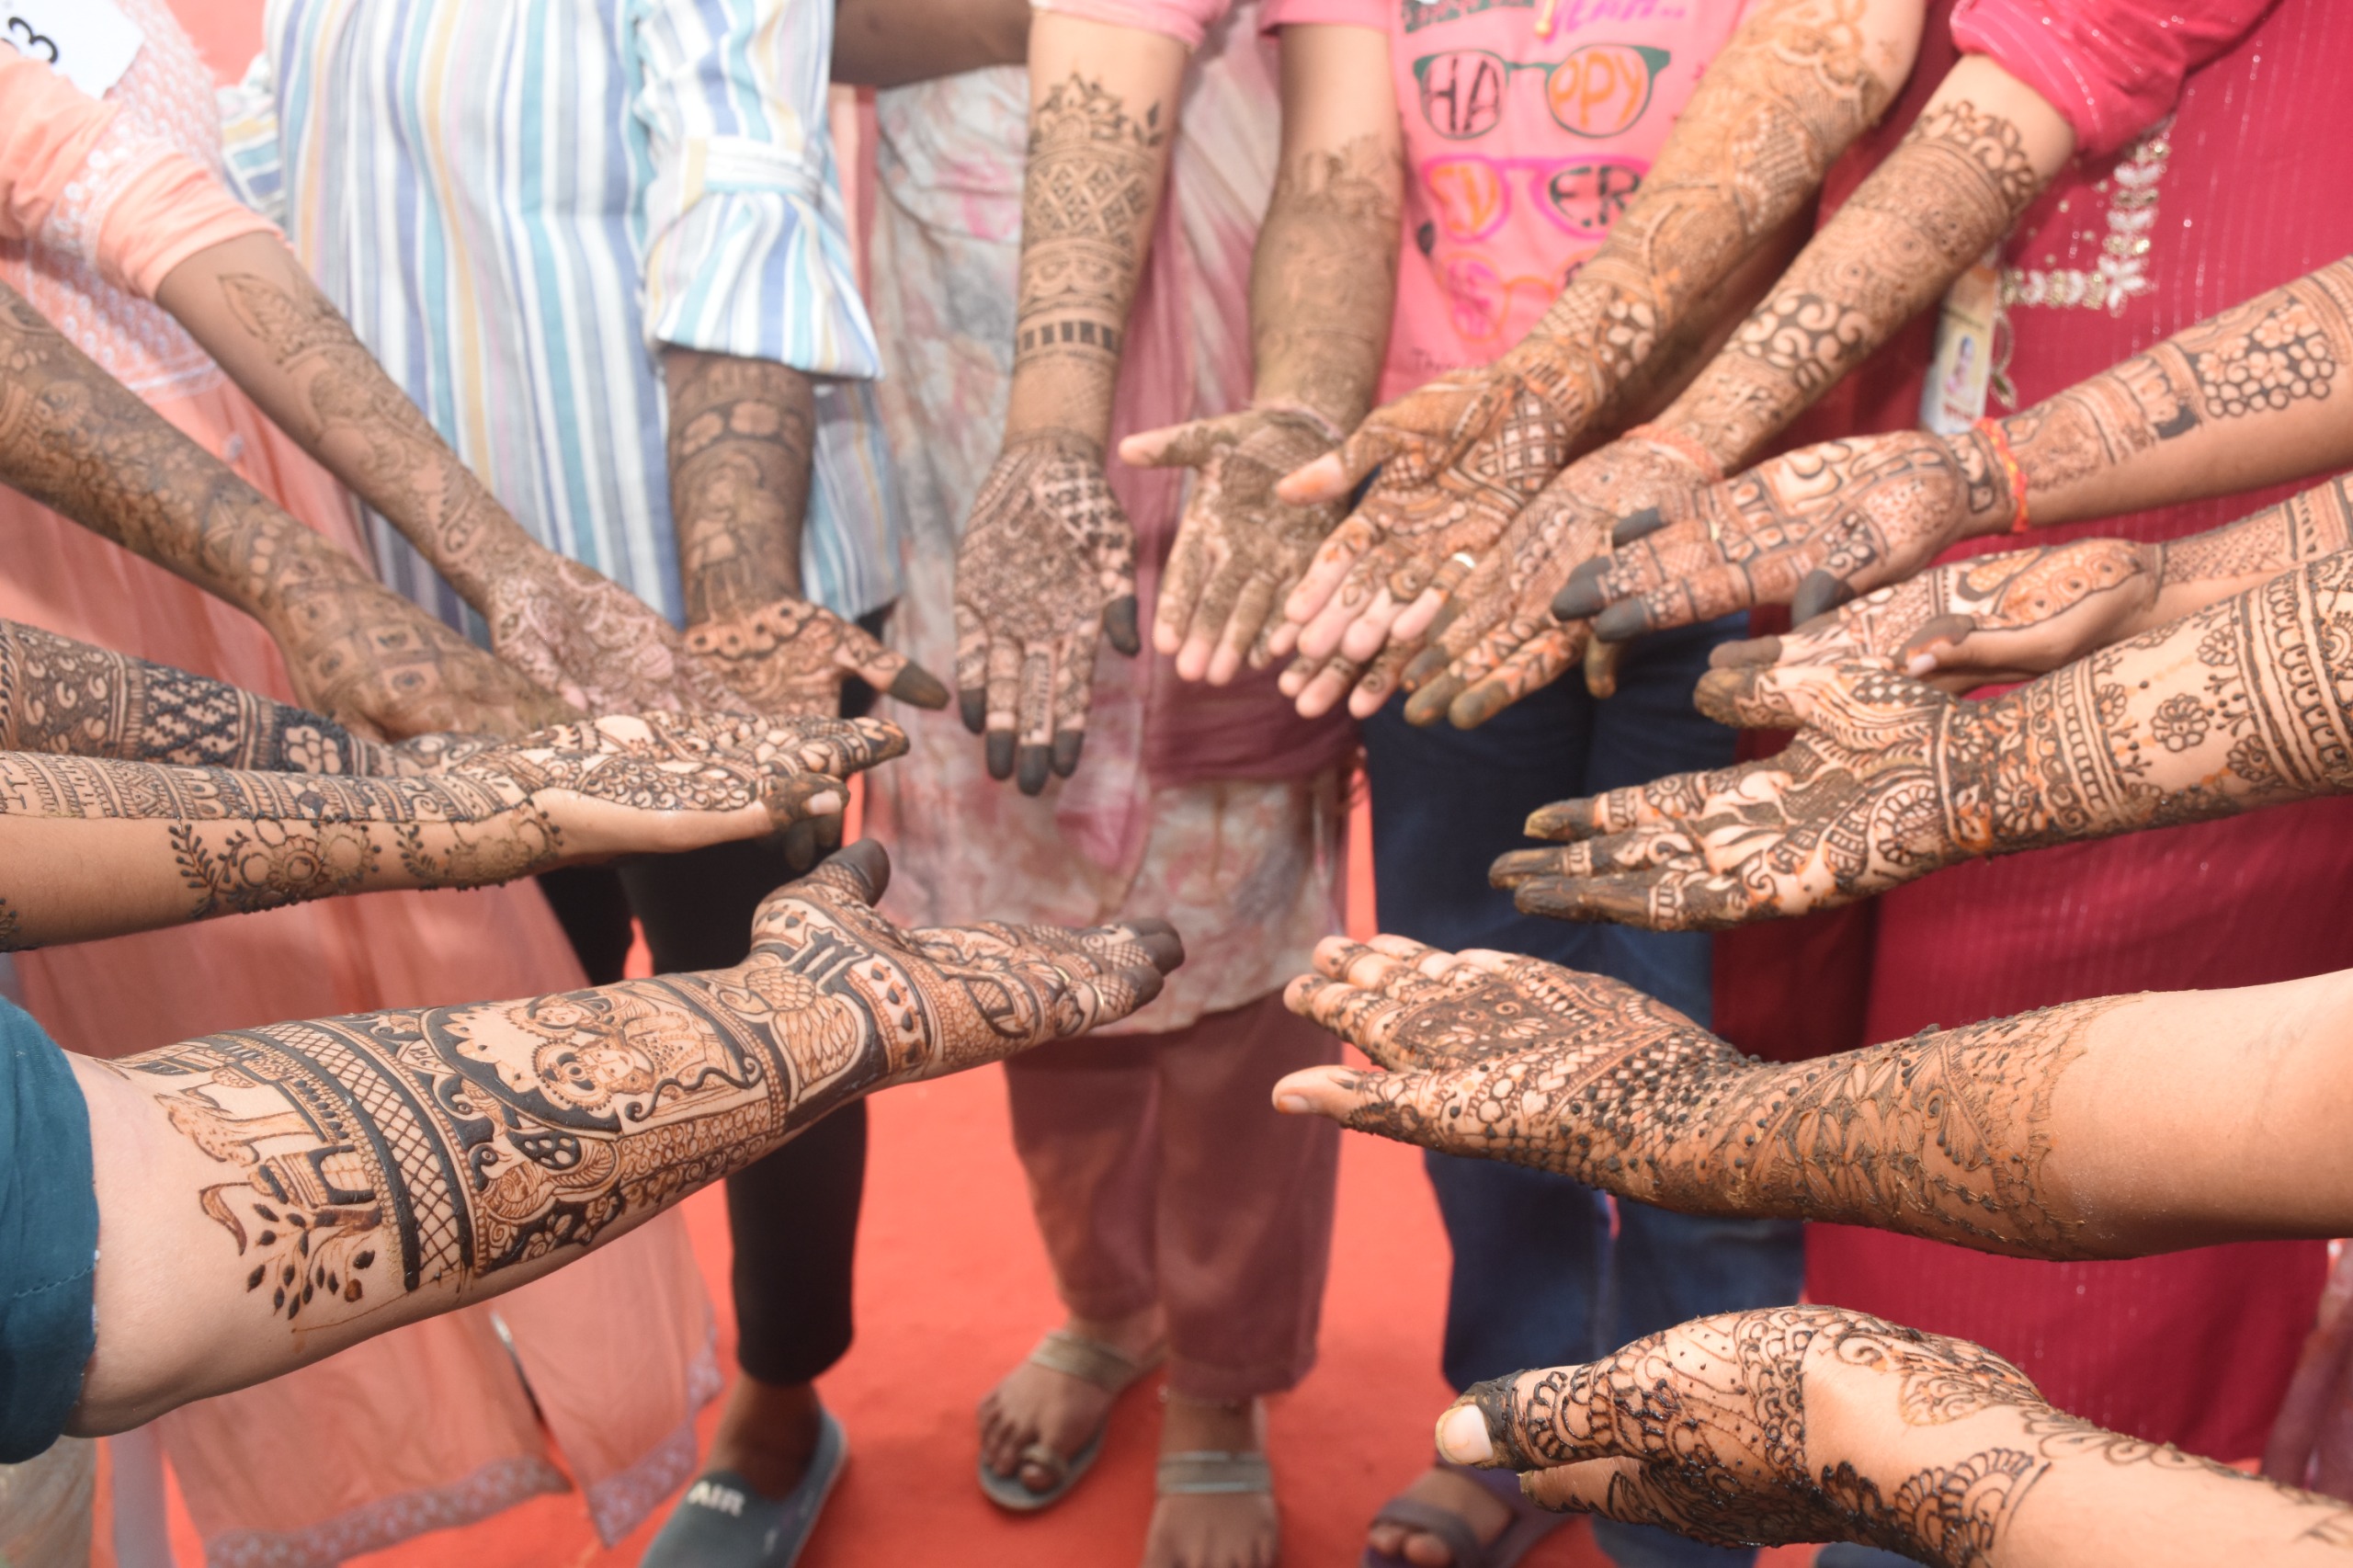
[1493,0,1902,427]
[663,348,813,623]
[1994,258,2353,529]
[1005,58,1172,447]
[70,848,1169,1427]
[0,619,398,775]
[1248,133,1397,434]
[1647,89,2050,470]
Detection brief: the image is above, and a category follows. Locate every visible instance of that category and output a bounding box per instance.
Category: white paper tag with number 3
[2,0,146,100]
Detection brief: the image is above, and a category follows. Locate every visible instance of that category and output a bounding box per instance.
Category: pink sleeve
[0,51,278,298]
[1030,0,1234,49]
[1950,0,2275,158]
[1259,0,1385,30]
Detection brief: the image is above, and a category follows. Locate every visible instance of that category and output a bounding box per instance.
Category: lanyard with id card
[2,0,145,99]
[1919,244,2006,436]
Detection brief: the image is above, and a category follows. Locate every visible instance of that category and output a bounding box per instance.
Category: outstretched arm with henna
[1273,936,2353,1260]
[952,14,1176,791]
[1568,254,2353,641]
[0,710,905,949]
[1404,51,2075,728]
[1711,472,2353,690]
[0,278,567,740]
[1433,1305,2353,1566]
[1116,20,1401,688]
[1490,536,2353,928]
[64,841,1181,1432]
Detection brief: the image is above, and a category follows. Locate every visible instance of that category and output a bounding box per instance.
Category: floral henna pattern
[0,619,395,776]
[1285,939,2116,1255]
[953,433,1139,793]
[115,844,1177,1330]
[684,597,947,720]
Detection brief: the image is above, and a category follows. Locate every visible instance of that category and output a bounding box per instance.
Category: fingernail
[985,731,1016,779]
[1275,1094,1311,1114]
[960,690,987,734]
[1591,602,1644,642]
[1552,567,1604,622]
[1017,744,1051,795]
[1612,506,1665,545]
[802,790,844,817]
[1104,597,1142,656]
[1436,1403,1494,1465]
[892,665,951,709]
[1052,731,1086,776]
[1906,653,1938,676]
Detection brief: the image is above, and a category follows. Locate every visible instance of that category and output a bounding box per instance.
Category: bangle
[1974,416,2029,534]
[1623,423,1723,483]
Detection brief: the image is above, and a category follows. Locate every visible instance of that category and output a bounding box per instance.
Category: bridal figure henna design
[0,279,569,740]
[1406,94,2047,725]
[0,619,392,775]
[1495,544,2353,928]
[1269,0,1903,719]
[1572,258,2353,636]
[108,842,1180,1337]
[1279,936,2115,1256]
[202,263,751,720]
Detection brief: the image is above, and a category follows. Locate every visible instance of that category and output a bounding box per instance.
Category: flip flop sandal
[976,1327,1166,1512]
[1359,1460,1563,1568]
[640,1407,847,1568]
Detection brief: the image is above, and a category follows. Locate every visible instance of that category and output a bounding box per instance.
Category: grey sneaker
[640,1409,847,1568]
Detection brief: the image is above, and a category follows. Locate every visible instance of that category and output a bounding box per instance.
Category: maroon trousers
[1002,991,1341,1403]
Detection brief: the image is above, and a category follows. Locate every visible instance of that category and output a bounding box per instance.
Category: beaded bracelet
[1973,415,2030,534]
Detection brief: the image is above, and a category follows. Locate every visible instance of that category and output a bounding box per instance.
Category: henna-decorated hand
[448,710,909,869]
[734,839,1186,1095]
[1399,430,1717,728]
[1269,365,1586,718]
[1120,407,1344,685]
[1710,537,2156,693]
[953,432,1141,792]
[267,564,577,741]
[1273,935,1754,1199]
[684,597,949,719]
[469,541,749,716]
[1490,661,1992,929]
[1435,1307,2054,1562]
[1553,431,2017,646]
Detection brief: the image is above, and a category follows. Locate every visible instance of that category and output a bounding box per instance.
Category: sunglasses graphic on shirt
[1413,42,1670,141]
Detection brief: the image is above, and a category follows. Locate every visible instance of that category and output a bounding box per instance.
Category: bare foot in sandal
[978,1306,1165,1501]
[1145,1393,1278,1568]
[1366,1465,1521,1566]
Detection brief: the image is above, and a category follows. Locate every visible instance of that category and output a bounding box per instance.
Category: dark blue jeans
[1362,619,1805,1568]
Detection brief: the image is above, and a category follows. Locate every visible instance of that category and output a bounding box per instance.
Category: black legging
[533,617,889,1387]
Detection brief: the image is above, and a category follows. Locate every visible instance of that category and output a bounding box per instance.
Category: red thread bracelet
[1973,416,2029,534]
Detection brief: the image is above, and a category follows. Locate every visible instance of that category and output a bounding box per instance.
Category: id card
[3,0,145,100]
[1920,244,2002,436]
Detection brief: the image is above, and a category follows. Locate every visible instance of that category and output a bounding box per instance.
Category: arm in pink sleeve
[1029,0,1232,49]
[0,51,278,297]
[1951,0,2276,158]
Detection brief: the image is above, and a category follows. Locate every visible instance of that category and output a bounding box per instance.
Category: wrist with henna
[1279,937,2120,1258]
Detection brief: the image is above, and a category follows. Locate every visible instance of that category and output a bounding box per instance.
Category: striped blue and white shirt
[220,0,903,629]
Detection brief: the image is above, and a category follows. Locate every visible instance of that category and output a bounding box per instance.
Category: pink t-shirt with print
[1264,0,1758,401]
